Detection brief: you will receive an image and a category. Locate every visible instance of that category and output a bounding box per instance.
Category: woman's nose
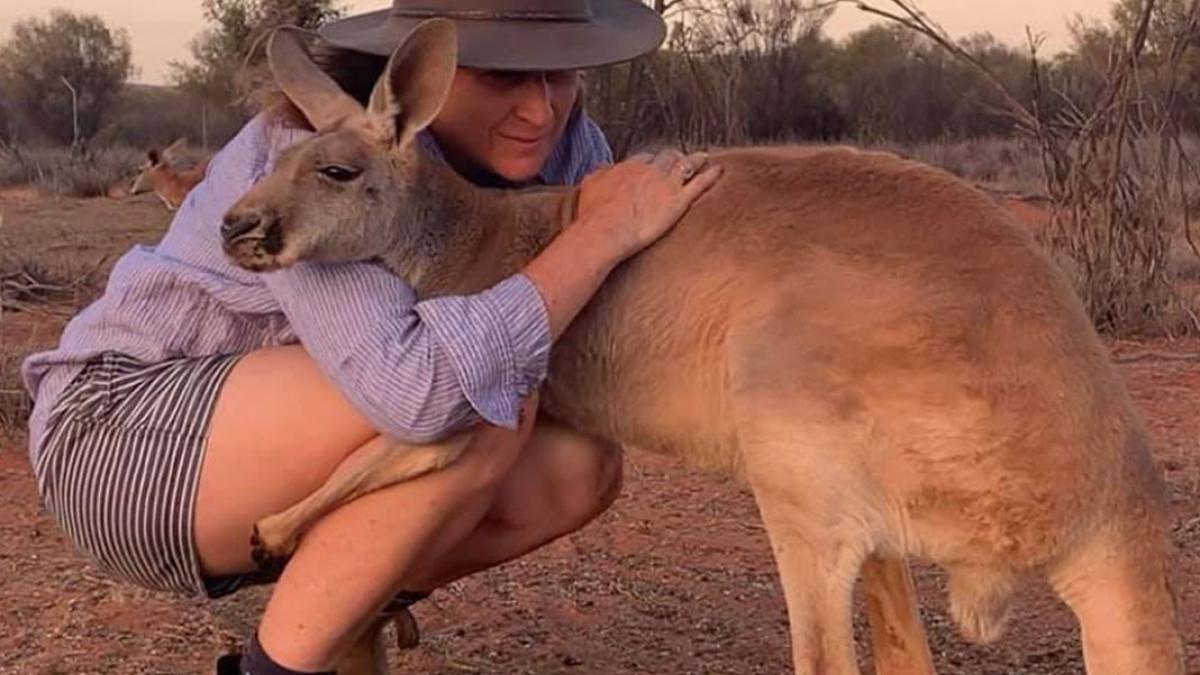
[513,74,553,127]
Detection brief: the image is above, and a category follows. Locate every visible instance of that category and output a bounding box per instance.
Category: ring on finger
[676,160,700,183]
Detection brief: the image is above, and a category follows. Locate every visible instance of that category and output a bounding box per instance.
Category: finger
[671,152,709,184]
[660,165,722,230]
[649,148,684,175]
[683,151,709,171]
[675,165,723,208]
[683,165,723,197]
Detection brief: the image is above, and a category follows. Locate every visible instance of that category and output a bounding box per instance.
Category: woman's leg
[195,345,620,670]
[405,419,623,592]
[255,416,536,670]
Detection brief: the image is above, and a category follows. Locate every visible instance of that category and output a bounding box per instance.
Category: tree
[1112,0,1198,54]
[171,0,342,108]
[0,88,14,143]
[823,25,1032,141]
[1108,0,1200,131]
[0,11,133,146]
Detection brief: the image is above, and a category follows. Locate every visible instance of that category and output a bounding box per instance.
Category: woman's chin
[491,156,548,184]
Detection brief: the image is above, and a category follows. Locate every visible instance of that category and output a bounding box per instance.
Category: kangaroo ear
[162,137,187,161]
[367,19,458,147]
[267,27,366,131]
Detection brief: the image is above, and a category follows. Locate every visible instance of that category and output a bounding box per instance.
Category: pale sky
[0,1,1116,85]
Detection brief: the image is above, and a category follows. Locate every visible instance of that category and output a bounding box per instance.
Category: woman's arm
[260,149,719,443]
[261,263,548,443]
[197,118,550,442]
[213,121,718,444]
[524,150,721,340]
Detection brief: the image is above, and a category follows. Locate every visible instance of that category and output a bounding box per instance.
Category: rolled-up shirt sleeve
[262,262,551,443]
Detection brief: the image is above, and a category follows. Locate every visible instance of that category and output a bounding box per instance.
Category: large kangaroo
[220,21,1185,675]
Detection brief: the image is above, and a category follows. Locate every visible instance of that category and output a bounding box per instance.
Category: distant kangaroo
[221,22,1186,675]
[129,138,210,211]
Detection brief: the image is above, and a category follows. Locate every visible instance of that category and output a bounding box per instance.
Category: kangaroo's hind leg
[745,433,890,675]
[861,554,936,675]
[1047,513,1185,675]
[1045,428,1185,675]
[253,433,472,562]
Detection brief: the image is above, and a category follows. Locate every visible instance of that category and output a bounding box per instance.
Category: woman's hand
[575,149,723,260]
[522,148,722,341]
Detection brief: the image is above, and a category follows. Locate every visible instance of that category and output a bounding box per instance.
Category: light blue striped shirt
[22,110,613,462]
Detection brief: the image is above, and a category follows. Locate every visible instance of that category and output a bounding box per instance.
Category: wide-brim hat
[318,0,667,71]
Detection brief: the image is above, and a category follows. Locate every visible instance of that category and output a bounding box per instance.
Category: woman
[21,0,719,673]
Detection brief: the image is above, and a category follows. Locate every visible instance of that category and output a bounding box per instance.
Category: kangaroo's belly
[541,245,743,473]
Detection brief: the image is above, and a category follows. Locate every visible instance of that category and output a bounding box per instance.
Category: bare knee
[572,439,622,522]
[553,433,622,529]
[488,426,622,533]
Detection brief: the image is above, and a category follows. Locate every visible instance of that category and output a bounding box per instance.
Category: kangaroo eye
[318,165,362,183]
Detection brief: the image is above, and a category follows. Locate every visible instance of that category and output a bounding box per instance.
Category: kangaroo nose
[221,211,260,241]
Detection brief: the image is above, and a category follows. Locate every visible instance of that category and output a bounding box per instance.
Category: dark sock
[382,589,431,613]
[235,634,336,675]
[215,652,243,675]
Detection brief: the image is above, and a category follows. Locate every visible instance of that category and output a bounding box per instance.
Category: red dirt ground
[1,190,1197,674]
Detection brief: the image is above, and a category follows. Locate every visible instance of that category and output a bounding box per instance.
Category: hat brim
[317,0,666,71]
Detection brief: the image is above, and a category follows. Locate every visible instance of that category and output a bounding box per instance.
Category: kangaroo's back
[545,145,1116,471]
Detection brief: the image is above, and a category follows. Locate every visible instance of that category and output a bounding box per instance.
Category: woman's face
[429,67,581,183]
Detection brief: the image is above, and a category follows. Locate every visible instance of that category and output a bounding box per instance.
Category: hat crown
[389,0,593,21]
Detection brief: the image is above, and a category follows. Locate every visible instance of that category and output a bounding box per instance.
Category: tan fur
[129,138,210,211]
[861,554,936,673]
[250,434,472,559]
[222,22,1186,675]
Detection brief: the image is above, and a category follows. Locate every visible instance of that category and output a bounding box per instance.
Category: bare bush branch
[851,0,1199,334]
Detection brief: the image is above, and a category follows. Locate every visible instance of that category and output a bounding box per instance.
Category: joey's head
[130,137,186,195]
[222,20,458,272]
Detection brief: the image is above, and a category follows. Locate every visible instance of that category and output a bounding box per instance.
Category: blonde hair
[241,34,389,129]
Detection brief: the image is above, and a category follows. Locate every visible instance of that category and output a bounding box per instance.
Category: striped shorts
[33,351,264,598]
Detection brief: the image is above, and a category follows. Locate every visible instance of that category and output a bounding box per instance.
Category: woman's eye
[546,70,578,86]
[318,165,361,182]
[482,70,526,87]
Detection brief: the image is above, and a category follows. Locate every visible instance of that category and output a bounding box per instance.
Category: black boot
[382,590,432,650]
[215,651,243,675]
[213,592,430,673]
[214,635,335,675]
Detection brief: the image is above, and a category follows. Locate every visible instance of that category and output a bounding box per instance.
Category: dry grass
[0,246,107,315]
[892,134,1200,206]
[0,227,111,436]
[0,336,34,442]
[878,136,1048,198]
[0,145,143,198]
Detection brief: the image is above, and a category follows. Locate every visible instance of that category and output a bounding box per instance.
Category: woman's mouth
[499,133,545,148]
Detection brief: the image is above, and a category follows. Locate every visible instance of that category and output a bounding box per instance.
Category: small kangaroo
[129,138,210,211]
[221,21,1186,675]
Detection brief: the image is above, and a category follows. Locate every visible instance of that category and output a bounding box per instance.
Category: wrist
[570,216,635,264]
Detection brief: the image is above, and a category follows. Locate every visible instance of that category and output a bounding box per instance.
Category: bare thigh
[195,345,382,576]
[194,345,620,579]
